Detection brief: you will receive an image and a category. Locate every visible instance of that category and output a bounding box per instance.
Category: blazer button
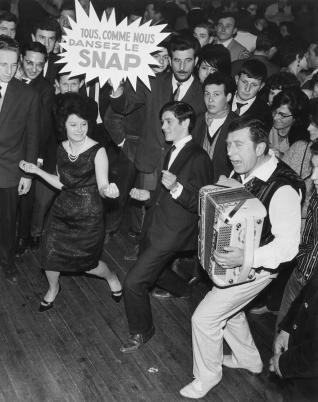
[304,302,308,308]
[293,324,298,330]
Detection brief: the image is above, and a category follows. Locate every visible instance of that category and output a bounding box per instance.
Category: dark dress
[42,143,105,272]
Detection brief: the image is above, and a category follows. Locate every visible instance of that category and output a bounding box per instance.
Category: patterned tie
[172,82,181,101]
[235,102,247,116]
[163,145,176,170]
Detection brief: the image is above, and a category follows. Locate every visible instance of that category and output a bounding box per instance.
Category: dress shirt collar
[173,134,192,150]
[172,74,194,100]
[0,82,8,98]
[219,38,233,48]
[232,92,256,114]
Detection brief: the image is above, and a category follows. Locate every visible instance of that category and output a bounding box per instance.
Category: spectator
[193,21,214,48]
[0,11,17,38]
[196,43,231,83]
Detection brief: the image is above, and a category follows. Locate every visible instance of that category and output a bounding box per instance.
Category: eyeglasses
[272,110,293,119]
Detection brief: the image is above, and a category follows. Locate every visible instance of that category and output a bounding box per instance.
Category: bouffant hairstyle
[55,93,93,140]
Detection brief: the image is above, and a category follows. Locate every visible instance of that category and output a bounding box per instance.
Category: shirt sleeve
[253,185,301,269]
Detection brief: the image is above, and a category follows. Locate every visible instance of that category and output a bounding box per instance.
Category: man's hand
[217,175,243,188]
[161,170,177,190]
[214,246,244,268]
[269,353,283,378]
[130,188,150,201]
[18,177,32,195]
[274,330,290,355]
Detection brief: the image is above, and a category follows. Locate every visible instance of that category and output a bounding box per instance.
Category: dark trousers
[17,180,35,239]
[0,187,19,273]
[123,240,190,334]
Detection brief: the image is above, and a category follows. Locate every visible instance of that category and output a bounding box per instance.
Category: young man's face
[0,20,16,38]
[0,49,18,83]
[311,154,318,193]
[193,27,212,47]
[151,48,169,74]
[198,60,217,84]
[161,110,188,143]
[170,48,197,82]
[32,29,56,54]
[216,17,236,42]
[57,75,82,93]
[22,50,46,80]
[306,44,318,69]
[227,127,264,178]
[204,83,231,117]
[236,73,264,101]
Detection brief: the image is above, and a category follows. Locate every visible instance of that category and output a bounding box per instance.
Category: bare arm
[94,148,119,198]
[19,160,63,190]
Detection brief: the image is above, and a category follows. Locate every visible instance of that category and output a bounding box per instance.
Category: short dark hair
[202,71,236,96]
[56,70,84,82]
[197,44,231,76]
[278,38,308,67]
[255,34,274,52]
[159,101,196,133]
[32,16,61,40]
[266,71,300,91]
[21,41,48,60]
[238,59,267,82]
[168,33,200,58]
[217,12,237,27]
[0,11,17,24]
[55,93,92,140]
[228,117,270,154]
[193,21,214,36]
[0,34,19,54]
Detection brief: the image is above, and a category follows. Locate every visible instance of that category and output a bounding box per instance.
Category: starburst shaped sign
[57,0,170,90]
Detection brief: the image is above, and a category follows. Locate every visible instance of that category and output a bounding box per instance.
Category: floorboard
[0,230,285,402]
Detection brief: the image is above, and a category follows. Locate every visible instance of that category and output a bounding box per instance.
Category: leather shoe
[15,237,29,257]
[30,236,41,251]
[5,271,18,285]
[222,354,263,374]
[151,288,190,300]
[180,377,220,399]
[120,326,155,353]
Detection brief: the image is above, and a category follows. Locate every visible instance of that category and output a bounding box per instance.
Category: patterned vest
[233,160,305,247]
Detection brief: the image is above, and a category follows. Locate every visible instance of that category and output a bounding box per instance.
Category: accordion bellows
[199,185,267,287]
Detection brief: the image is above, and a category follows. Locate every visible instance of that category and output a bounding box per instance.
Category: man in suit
[31,17,61,85]
[215,12,250,62]
[0,11,17,38]
[192,72,237,183]
[15,41,55,255]
[0,35,40,284]
[231,59,273,130]
[232,34,280,78]
[120,101,213,353]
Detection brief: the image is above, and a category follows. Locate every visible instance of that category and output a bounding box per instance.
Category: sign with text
[57,0,170,90]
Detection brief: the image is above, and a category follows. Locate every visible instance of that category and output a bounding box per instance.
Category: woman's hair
[277,38,308,67]
[55,93,93,140]
[309,98,318,127]
[271,87,310,144]
[197,44,231,76]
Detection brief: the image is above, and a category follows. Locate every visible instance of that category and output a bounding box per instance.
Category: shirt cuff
[118,139,125,147]
[170,182,183,199]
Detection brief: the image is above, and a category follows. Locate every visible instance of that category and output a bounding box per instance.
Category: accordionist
[180,117,305,399]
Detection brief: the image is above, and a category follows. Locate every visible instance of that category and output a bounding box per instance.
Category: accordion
[198,185,267,287]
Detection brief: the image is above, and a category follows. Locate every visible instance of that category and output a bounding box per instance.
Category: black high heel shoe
[39,285,61,312]
[111,290,122,303]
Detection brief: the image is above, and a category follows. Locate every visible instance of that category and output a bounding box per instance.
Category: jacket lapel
[169,140,194,173]
[0,79,17,128]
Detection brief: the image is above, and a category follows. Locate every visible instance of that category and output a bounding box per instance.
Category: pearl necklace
[67,137,87,162]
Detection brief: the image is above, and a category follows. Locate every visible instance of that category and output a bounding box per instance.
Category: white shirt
[231,151,302,270]
[208,115,227,138]
[235,31,257,53]
[167,135,192,199]
[172,75,194,101]
[231,93,256,115]
[218,38,233,48]
[0,82,8,98]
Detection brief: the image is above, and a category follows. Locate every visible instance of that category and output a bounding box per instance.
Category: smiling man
[0,35,40,285]
[180,116,304,399]
[120,101,213,354]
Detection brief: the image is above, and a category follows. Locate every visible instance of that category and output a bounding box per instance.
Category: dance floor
[0,231,285,401]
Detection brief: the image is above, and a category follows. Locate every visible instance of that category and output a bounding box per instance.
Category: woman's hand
[19,160,39,175]
[130,188,150,201]
[103,183,119,198]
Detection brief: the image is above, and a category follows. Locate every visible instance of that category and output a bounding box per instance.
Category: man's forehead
[218,17,235,26]
[172,48,195,58]
[205,83,225,93]
[36,29,56,38]
[239,73,261,84]
[0,49,18,61]
[24,51,45,61]
[0,21,16,26]
[162,111,175,119]
[227,128,251,141]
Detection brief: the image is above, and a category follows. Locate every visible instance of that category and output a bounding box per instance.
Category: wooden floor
[0,231,285,402]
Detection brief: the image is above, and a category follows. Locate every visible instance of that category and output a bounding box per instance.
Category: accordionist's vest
[234,160,305,247]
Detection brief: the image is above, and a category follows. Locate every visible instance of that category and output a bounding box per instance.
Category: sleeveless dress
[41,143,105,272]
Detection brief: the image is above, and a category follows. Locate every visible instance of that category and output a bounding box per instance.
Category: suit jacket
[231,54,280,79]
[44,53,60,85]
[192,111,237,183]
[110,72,206,173]
[29,75,55,159]
[0,78,40,187]
[146,140,213,251]
[279,270,318,400]
[233,96,273,131]
[227,39,250,62]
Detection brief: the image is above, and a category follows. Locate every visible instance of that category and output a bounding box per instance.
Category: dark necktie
[231,172,242,183]
[172,82,181,101]
[235,102,247,115]
[22,78,29,84]
[0,85,2,99]
[163,145,176,170]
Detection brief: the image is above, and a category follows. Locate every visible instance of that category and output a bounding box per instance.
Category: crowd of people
[1,0,318,401]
